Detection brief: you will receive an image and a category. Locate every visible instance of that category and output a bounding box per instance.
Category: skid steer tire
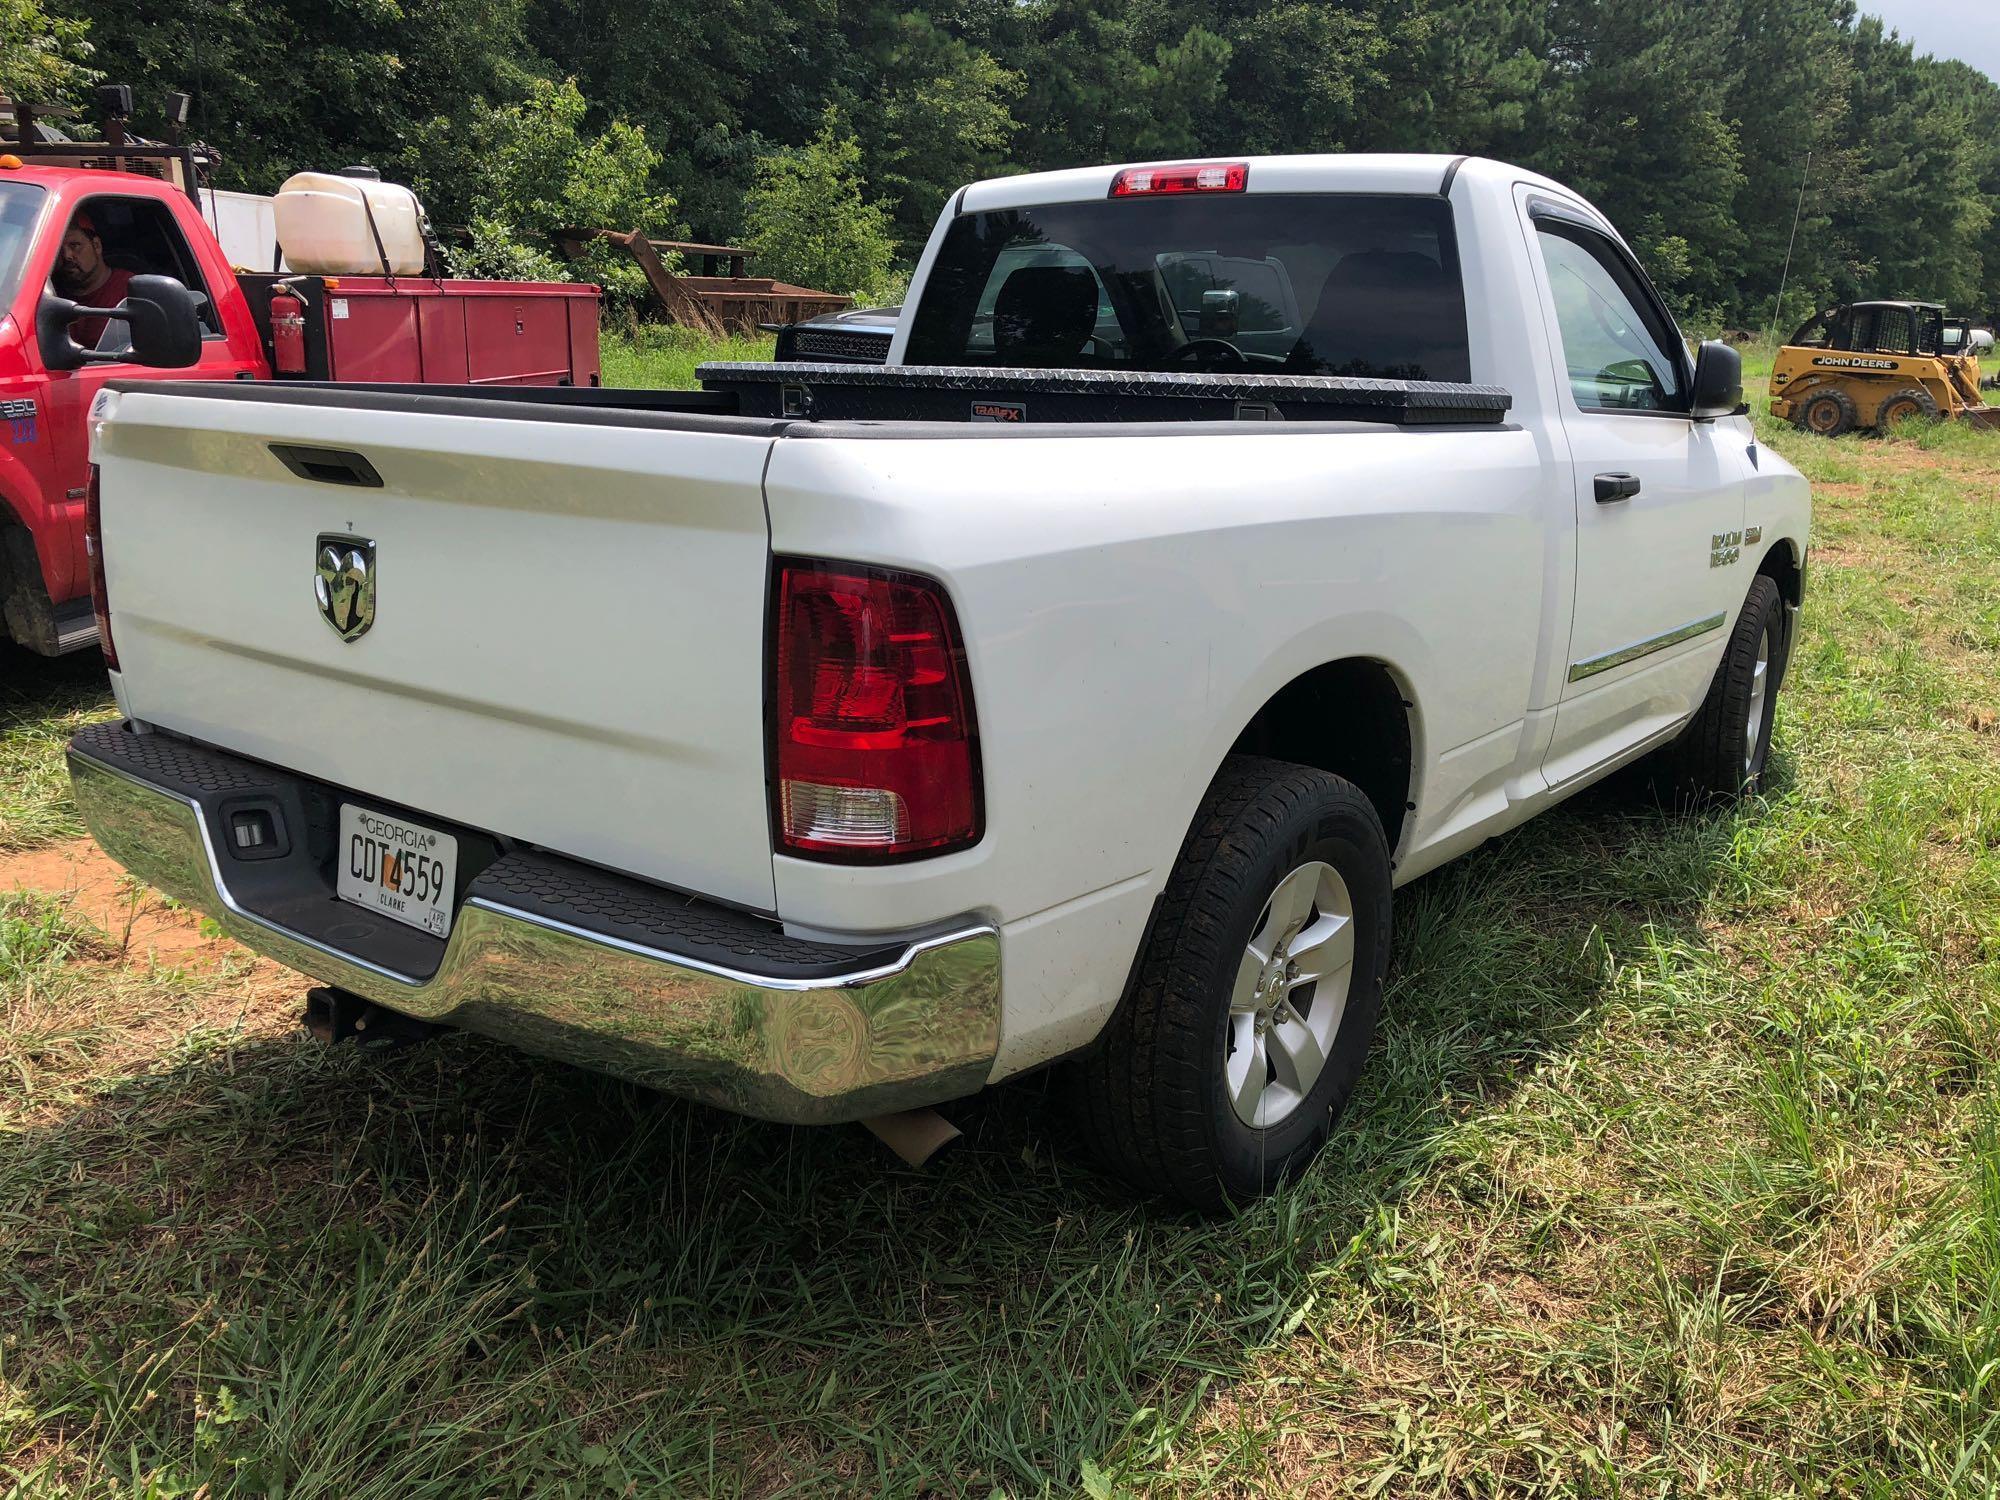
[1878,387,1940,429]
[1798,389,1856,438]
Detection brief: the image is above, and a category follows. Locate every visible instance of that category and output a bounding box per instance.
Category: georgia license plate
[337,804,458,938]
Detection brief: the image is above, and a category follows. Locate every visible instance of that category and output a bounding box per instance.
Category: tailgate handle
[270,444,383,488]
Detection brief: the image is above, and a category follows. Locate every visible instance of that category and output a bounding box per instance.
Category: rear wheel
[1878,386,1940,428]
[1076,757,1391,1209]
[1798,388,1856,437]
[1649,575,1787,804]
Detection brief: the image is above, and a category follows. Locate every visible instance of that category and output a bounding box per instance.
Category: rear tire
[1649,575,1786,805]
[1877,386,1940,428]
[1076,756,1391,1209]
[1798,388,1856,437]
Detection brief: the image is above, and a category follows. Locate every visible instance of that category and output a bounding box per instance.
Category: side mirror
[1200,288,1240,337]
[36,274,205,372]
[1691,339,1746,421]
[36,293,95,371]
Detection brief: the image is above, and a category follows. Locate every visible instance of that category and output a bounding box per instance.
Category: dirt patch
[0,838,305,1123]
[3,837,238,969]
[1803,536,1926,583]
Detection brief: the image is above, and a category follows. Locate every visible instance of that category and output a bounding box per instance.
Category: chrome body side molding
[1567,612,1727,683]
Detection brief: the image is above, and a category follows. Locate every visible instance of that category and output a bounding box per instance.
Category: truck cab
[0,160,269,654]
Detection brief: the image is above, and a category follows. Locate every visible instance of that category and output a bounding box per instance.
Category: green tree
[1213,0,1390,155]
[26,0,2000,331]
[51,0,529,191]
[1536,0,1749,323]
[1969,72,2000,318]
[742,111,898,301]
[524,0,832,240]
[414,78,677,305]
[1719,0,1854,330]
[854,12,1022,251]
[1831,20,1994,311]
[1,0,95,108]
[1367,0,1552,155]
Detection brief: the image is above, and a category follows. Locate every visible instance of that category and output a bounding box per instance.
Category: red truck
[0,146,599,656]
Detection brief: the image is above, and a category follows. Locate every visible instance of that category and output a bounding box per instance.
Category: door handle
[1594,472,1642,504]
[269,444,383,488]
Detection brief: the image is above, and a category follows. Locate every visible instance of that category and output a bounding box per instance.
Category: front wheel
[1075,757,1392,1209]
[1650,575,1787,804]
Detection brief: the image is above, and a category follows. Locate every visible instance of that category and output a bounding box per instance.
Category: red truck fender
[0,447,75,654]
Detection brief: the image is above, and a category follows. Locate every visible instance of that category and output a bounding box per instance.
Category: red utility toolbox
[236,275,601,386]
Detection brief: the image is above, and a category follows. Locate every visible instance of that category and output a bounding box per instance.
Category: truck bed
[89,370,1517,929]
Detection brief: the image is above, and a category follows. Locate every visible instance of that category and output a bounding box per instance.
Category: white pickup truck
[69,154,1809,1207]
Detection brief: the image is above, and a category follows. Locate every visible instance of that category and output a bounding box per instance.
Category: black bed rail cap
[698,361,1513,423]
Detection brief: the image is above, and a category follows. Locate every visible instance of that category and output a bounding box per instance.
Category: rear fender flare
[1191,610,1432,862]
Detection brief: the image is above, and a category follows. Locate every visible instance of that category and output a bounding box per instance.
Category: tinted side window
[1537,224,1686,414]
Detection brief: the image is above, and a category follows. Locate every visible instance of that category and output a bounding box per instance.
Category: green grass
[599,325,775,390]
[0,648,118,853]
[2,354,1999,1495]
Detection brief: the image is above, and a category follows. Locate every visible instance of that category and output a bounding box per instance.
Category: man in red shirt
[55,211,133,348]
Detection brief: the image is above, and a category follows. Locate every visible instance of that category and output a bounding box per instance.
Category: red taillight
[1109,161,1249,198]
[772,559,981,861]
[84,463,116,671]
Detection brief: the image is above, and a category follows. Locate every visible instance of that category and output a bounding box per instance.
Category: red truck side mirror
[36,274,205,372]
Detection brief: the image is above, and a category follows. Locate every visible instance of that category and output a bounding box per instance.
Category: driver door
[1526,205,1749,787]
[40,194,258,588]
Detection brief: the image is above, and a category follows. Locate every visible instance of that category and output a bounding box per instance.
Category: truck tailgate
[92,386,781,912]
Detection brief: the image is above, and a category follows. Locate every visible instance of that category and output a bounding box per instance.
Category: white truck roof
[958,153,1599,221]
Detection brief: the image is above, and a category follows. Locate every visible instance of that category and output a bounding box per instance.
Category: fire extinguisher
[269,288,307,376]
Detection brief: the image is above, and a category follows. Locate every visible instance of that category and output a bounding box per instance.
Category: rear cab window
[907,193,1472,381]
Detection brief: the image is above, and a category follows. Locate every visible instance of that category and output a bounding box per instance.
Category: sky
[1862,0,2000,83]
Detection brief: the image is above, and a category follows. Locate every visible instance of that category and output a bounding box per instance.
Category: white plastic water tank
[274,171,427,276]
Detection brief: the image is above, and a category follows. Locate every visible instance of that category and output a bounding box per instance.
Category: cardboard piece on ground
[861,1108,961,1168]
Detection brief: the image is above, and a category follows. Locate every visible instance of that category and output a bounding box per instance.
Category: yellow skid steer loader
[1770,301,2000,435]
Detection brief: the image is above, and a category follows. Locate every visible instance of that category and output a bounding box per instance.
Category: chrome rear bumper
[67,723,1000,1123]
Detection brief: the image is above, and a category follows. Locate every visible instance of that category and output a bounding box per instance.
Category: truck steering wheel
[1168,338,1249,368]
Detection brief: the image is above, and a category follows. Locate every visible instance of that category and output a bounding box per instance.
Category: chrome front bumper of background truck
[67,722,1000,1124]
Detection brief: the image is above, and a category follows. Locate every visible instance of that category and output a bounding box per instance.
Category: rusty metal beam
[556,227,722,335]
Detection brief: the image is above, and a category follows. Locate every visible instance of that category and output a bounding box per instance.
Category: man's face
[56,227,105,291]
